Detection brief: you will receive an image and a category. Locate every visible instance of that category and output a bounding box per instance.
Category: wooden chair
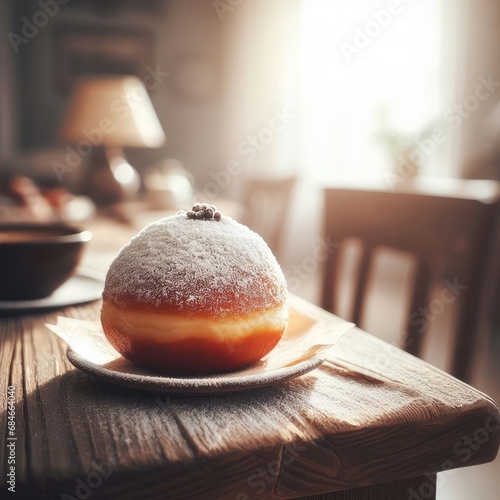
[242,176,297,259]
[321,185,500,381]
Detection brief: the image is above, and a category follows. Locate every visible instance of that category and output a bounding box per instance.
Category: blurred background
[4,1,500,187]
[0,1,499,497]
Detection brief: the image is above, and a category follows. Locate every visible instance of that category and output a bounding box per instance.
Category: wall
[6,0,231,189]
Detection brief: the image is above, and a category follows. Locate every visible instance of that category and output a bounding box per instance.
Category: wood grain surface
[1,295,499,499]
[1,210,499,499]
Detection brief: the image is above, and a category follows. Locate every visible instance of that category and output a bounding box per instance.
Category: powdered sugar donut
[101,203,288,374]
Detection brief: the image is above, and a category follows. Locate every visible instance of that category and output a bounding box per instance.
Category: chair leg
[405,261,431,357]
[351,245,372,326]
[452,207,498,382]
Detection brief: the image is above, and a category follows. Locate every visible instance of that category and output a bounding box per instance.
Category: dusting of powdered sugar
[103,212,287,317]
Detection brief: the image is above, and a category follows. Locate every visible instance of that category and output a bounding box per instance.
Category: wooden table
[1,211,499,499]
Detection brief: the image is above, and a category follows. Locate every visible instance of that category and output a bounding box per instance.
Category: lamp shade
[59,75,166,148]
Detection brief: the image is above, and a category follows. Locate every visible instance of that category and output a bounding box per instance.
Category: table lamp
[59,75,166,206]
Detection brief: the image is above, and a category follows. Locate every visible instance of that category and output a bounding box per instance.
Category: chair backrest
[242,176,297,259]
[321,187,499,381]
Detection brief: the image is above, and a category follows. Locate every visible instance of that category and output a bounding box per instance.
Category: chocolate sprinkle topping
[187,203,222,221]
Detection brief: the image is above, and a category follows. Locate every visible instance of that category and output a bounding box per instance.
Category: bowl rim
[0,223,92,245]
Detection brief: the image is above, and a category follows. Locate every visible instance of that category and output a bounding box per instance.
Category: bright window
[297,0,442,183]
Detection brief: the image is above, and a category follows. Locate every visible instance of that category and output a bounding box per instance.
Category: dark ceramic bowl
[0,224,92,301]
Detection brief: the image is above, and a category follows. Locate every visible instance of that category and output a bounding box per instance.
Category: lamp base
[79,147,140,206]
